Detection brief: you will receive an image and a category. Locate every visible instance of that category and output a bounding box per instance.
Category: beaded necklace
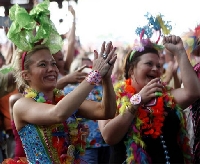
[114,79,192,164]
[23,87,86,164]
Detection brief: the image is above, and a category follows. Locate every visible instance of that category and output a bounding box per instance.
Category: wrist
[130,93,142,105]
[85,70,102,85]
[127,104,138,116]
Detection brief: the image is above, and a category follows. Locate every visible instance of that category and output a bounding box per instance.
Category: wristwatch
[130,93,142,105]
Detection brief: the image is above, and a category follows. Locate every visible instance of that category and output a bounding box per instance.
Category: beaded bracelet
[86,70,102,85]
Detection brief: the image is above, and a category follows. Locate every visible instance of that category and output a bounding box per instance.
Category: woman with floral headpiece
[98,35,200,164]
[3,1,117,164]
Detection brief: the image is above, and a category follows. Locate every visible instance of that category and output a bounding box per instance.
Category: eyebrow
[37,59,56,63]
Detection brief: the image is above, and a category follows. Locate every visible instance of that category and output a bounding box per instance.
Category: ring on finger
[102,53,107,59]
[107,61,112,66]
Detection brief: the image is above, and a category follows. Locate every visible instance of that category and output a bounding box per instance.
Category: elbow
[102,134,118,145]
[52,111,68,124]
[105,111,115,119]
[188,90,200,101]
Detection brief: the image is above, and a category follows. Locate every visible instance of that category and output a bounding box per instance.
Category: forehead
[30,49,54,62]
[139,52,159,61]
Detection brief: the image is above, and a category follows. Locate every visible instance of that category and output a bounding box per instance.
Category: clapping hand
[92,41,117,77]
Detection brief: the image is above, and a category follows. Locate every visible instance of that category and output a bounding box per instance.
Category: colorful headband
[182,25,200,60]
[21,52,27,70]
[130,13,172,61]
[7,0,63,54]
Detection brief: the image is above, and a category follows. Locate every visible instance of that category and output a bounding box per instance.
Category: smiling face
[23,49,59,92]
[130,52,161,91]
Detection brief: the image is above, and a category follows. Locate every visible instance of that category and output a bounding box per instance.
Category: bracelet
[85,70,102,85]
[127,105,138,116]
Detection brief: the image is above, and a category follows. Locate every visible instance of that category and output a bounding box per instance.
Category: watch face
[130,94,141,105]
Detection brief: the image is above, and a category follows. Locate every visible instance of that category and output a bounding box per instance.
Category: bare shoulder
[13,97,35,114]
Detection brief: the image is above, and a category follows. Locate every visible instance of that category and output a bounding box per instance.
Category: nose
[48,64,59,73]
[152,65,159,71]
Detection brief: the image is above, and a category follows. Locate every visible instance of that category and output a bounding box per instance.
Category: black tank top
[109,106,184,164]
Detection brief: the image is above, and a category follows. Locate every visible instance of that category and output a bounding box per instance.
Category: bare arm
[78,43,118,119]
[14,42,117,130]
[64,6,76,72]
[56,66,87,89]
[163,36,200,109]
[98,106,136,145]
[14,80,95,130]
[9,93,22,121]
[78,78,117,120]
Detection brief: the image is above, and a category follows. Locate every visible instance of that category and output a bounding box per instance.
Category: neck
[42,90,54,103]
[29,87,55,103]
[131,78,141,93]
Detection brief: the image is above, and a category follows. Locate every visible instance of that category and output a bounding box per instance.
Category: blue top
[64,84,109,148]
[18,113,85,164]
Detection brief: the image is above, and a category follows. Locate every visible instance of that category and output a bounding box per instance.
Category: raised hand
[68,5,75,17]
[138,78,163,104]
[92,41,117,77]
[163,35,185,56]
[66,65,88,83]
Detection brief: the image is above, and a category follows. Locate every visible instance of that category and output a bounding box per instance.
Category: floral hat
[132,12,172,53]
[7,0,63,54]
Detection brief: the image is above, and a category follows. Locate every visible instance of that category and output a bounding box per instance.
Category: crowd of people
[0,0,200,164]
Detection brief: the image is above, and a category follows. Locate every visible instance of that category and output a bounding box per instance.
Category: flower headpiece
[7,0,63,54]
[130,13,172,61]
[181,24,200,60]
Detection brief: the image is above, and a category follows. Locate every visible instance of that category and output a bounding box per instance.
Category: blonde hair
[13,45,50,90]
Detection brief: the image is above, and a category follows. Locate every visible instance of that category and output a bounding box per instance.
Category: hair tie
[22,52,27,70]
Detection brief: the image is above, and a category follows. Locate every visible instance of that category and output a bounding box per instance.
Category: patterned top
[64,84,109,148]
[18,113,85,164]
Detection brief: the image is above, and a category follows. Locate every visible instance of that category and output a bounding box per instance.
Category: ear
[21,70,31,81]
[128,66,134,77]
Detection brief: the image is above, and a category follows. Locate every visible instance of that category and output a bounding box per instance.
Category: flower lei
[118,79,165,138]
[23,87,86,164]
[114,79,192,164]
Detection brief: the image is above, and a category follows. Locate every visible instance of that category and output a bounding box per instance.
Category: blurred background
[0,0,200,49]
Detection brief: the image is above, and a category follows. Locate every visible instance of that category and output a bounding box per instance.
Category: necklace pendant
[146,107,153,113]
[67,145,75,163]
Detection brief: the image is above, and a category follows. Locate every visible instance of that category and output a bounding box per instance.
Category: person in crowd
[0,72,15,98]
[54,5,88,89]
[98,35,200,164]
[64,55,111,164]
[181,25,200,163]
[3,1,117,163]
[0,49,16,163]
[160,49,181,89]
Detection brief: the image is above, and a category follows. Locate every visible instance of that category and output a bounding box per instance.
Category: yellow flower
[25,92,37,98]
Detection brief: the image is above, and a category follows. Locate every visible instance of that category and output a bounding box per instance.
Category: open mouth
[45,75,57,81]
[147,75,156,80]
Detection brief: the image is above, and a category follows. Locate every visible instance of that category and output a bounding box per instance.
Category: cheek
[55,66,59,73]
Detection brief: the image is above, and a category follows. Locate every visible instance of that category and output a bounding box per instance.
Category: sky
[75,0,200,47]
[1,0,200,48]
